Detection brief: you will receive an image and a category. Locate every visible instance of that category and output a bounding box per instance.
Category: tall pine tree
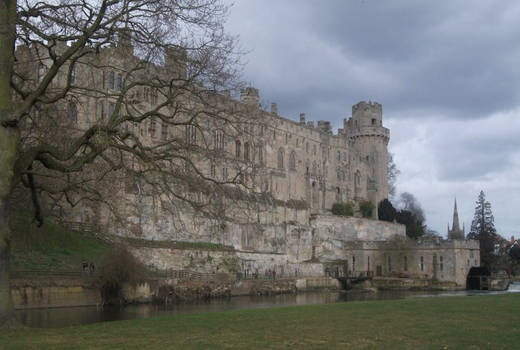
[467,190,497,269]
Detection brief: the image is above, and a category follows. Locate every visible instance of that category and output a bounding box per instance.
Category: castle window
[109,71,115,89]
[70,64,76,84]
[161,122,168,140]
[404,256,408,272]
[99,101,105,120]
[289,151,296,171]
[371,118,376,125]
[151,89,158,105]
[213,130,224,150]
[313,144,317,155]
[420,256,424,271]
[367,256,370,272]
[209,161,216,177]
[235,140,241,158]
[388,256,392,272]
[149,118,157,137]
[352,256,356,272]
[38,63,47,82]
[244,142,250,161]
[306,142,309,153]
[312,161,317,175]
[440,256,444,271]
[222,167,228,180]
[67,101,78,123]
[337,151,341,161]
[108,102,115,117]
[117,73,123,91]
[277,148,284,170]
[102,71,105,89]
[305,160,310,175]
[185,125,197,144]
[257,144,264,165]
[285,133,288,145]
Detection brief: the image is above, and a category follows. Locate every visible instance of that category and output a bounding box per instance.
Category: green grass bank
[2,294,520,349]
[9,211,111,273]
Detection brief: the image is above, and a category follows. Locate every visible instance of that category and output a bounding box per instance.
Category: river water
[17,283,520,328]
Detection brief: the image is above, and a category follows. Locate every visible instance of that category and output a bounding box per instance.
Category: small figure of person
[82,261,89,276]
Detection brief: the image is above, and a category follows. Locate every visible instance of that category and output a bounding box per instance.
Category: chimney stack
[271,102,278,115]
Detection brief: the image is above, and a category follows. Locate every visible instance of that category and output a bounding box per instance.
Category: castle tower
[448,198,465,240]
[348,101,390,214]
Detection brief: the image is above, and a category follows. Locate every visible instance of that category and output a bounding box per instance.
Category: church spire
[452,198,461,231]
[448,197,464,240]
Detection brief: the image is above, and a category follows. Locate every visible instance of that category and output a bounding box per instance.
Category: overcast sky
[223,0,520,237]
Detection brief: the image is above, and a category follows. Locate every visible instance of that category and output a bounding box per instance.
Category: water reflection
[17,288,518,328]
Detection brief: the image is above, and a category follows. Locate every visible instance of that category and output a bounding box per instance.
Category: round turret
[348,101,390,213]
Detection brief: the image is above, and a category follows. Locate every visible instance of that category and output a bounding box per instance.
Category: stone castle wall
[17,42,479,290]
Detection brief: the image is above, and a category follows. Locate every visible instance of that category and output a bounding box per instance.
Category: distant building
[448,199,465,240]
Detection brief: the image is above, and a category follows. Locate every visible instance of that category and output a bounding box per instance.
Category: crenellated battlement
[352,100,382,114]
[240,87,260,104]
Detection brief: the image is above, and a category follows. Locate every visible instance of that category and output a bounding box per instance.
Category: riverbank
[11,275,341,309]
[3,294,519,349]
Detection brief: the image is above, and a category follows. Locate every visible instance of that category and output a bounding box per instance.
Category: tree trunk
[0,197,18,328]
[0,0,20,328]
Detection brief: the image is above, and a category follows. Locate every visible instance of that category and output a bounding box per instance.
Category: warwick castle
[16,35,480,291]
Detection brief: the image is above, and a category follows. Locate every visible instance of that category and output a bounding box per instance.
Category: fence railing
[10,270,84,278]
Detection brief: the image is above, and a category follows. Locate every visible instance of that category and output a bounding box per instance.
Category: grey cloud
[227,0,520,120]
[224,0,520,235]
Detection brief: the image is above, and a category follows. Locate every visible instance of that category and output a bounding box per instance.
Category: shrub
[359,200,375,218]
[378,198,396,222]
[96,245,145,304]
[331,202,354,216]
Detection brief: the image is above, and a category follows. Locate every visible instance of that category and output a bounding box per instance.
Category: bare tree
[0,0,248,327]
[387,153,399,203]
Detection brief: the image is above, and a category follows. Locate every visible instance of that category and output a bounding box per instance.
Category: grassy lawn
[9,211,111,272]
[2,294,519,349]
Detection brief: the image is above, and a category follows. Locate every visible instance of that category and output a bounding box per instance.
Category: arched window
[277,148,284,170]
[185,125,196,144]
[235,140,241,158]
[305,160,310,175]
[70,64,76,84]
[213,130,224,150]
[117,73,123,91]
[289,151,296,171]
[109,71,115,89]
[244,142,250,161]
[312,160,317,175]
[67,101,78,123]
[355,171,361,185]
[256,144,264,165]
[38,63,46,82]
